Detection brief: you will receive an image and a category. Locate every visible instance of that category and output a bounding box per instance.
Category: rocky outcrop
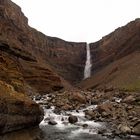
[0,80,43,134]
[0,42,44,133]
[80,19,140,91]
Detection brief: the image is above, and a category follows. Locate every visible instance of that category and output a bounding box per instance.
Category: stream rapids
[0,93,140,140]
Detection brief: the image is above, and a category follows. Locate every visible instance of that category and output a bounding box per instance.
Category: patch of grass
[120,79,140,92]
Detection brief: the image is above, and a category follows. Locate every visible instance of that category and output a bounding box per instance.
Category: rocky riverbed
[0,88,140,140]
[35,88,140,140]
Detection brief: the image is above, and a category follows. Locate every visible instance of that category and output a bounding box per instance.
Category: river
[0,102,140,140]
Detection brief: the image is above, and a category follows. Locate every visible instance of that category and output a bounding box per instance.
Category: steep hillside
[0,0,86,87]
[0,0,86,133]
[80,19,140,91]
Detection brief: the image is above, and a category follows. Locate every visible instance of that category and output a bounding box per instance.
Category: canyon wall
[80,19,140,91]
[1,0,140,134]
[0,42,43,134]
[0,0,86,133]
[90,19,140,74]
[0,0,86,93]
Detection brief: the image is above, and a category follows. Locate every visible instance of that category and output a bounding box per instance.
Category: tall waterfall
[84,43,92,79]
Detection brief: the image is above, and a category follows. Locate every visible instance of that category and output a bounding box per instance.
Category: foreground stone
[133,122,140,135]
[68,115,78,124]
[118,124,131,134]
[0,80,43,134]
[48,120,57,125]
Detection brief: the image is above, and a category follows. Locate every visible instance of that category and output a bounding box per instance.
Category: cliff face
[0,42,43,134]
[0,0,86,133]
[29,31,86,84]
[0,0,86,92]
[90,19,140,74]
[80,19,140,91]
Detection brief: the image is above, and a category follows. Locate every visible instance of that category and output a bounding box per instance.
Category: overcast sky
[11,0,140,43]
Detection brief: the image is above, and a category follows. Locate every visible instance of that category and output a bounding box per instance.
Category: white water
[40,105,100,127]
[33,95,140,140]
[40,105,102,137]
[84,43,92,79]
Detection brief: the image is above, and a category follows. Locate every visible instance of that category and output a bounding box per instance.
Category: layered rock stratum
[80,19,140,91]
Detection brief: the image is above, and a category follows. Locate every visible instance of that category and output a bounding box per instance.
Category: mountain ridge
[79,18,140,91]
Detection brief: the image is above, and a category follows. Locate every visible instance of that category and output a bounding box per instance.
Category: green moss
[120,79,140,92]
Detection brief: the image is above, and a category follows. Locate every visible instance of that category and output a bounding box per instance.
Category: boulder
[133,122,140,135]
[35,95,42,100]
[0,80,43,134]
[122,95,135,103]
[97,102,113,114]
[68,115,78,124]
[71,92,86,103]
[48,120,57,125]
[82,124,88,128]
[118,124,131,134]
[85,110,97,120]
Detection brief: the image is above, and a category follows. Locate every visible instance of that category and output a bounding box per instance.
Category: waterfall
[84,43,92,79]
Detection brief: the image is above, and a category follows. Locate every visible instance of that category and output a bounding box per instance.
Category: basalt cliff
[0,0,86,134]
[80,19,140,92]
[0,0,140,135]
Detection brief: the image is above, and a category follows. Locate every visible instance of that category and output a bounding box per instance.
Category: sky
[11,0,140,43]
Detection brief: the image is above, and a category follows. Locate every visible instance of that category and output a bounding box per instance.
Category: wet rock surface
[68,115,78,124]
[48,120,57,125]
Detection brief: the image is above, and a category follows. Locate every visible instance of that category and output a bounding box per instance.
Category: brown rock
[97,102,113,114]
[122,95,136,103]
[133,122,140,135]
[71,92,86,104]
[61,104,72,110]
[118,124,131,134]
[85,110,97,120]
[0,80,43,134]
[101,111,108,117]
